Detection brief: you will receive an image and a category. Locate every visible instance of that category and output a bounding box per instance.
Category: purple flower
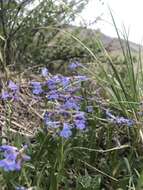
[53,75,62,83]
[47,75,70,90]
[74,112,86,130]
[1,91,10,100]
[68,61,82,70]
[8,80,19,91]
[75,75,88,81]
[41,68,48,77]
[47,90,59,100]
[74,119,86,130]
[60,123,72,138]
[31,81,43,95]
[33,88,42,95]
[47,79,57,90]
[0,145,18,152]
[66,87,80,94]
[9,81,20,100]
[0,145,30,172]
[59,109,70,118]
[46,121,60,128]
[61,76,70,87]
[62,98,80,110]
[74,112,85,120]
[58,94,70,101]
[115,117,134,126]
[43,112,60,128]
[43,111,51,125]
[106,110,134,127]
[86,106,93,113]
[15,187,27,190]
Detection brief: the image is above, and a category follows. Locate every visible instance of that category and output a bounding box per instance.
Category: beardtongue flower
[61,76,70,88]
[47,75,68,89]
[1,91,19,101]
[31,81,43,95]
[47,78,57,90]
[62,97,80,110]
[116,117,134,126]
[47,90,59,100]
[41,68,48,77]
[59,123,72,138]
[53,75,62,83]
[0,145,30,172]
[66,87,80,94]
[43,111,52,125]
[86,106,93,113]
[46,121,60,129]
[74,75,88,82]
[106,110,134,127]
[74,119,86,130]
[74,112,86,130]
[1,91,10,100]
[43,112,60,128]
[0,80,19,101]
[8,80,19,91]
[68,61,82,70]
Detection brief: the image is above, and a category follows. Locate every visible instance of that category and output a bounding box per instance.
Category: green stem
[57,138,64,189]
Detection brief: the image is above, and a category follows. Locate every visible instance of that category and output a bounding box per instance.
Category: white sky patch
[74,0,143,44]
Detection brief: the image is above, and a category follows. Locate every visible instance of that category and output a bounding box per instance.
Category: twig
[80,160,118,182]
[71,144,130,153]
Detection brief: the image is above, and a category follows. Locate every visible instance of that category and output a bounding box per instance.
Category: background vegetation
[0,0,143,190]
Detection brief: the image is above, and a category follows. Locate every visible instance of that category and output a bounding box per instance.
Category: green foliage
[0,0,89,70]
[29,26,102,73]
[76,175,102,190]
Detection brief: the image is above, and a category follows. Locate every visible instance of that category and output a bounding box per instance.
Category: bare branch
[9,0,33,36]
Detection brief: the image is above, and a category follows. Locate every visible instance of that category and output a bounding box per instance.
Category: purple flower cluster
[106,110,134,127]
[30,72,88,96]
[0,145,30,172]
[1,80,19,101]
[44,110,86,139]
[32,68,89,139]
[0,69,87,139]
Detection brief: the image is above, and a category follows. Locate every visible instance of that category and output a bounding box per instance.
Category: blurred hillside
[55,25,141,54]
